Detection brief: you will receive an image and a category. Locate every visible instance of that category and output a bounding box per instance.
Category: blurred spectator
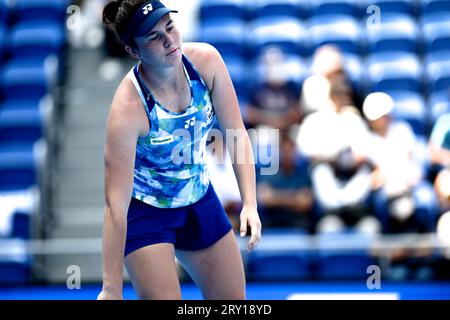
[434,169,450,214]
[437,211,450,255]
[362,92,427,233]
[329,78,355,115]
[245,47,302,131]
[429,113,450,214]
[434,211,450,279]
[307,44,363,114]
[67,0,126,81]
[310,45,346,85]
[257,133,314,231]
[430,113,450,166]
[296,77,379,234]
[300,74,334,115]
[68,0,109,49]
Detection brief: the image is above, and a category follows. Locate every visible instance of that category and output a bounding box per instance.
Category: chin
[165,50,182,64]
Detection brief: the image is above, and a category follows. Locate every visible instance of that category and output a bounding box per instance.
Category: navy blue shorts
[125,183,233,257]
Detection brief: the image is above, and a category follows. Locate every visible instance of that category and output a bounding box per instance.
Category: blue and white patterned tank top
[129,54,216,208]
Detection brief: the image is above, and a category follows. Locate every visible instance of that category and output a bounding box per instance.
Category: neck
[139,60,184,94]
[377,127,388,137]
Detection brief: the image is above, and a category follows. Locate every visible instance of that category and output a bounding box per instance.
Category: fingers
[240,215,247,237]
[240,210,262,251]
[247,220,262,252]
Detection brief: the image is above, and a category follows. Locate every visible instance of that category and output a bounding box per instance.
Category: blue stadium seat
[387,91,428,137]
[307,15,363,55]
[0,59,54,101]
[247,16,308,57]
[426,60,450,94]
[0,25,6,63]
[251,0,308,19]
[279,54,307,88]
[0,0,9,24]
[420,0,450,15]
[363,0,417,16]
[0,185,36,240]
[421,10,450,25]
[246,234,313,280]
[425,50,450,68]
[366,14,421,54]
[315,233,377,280]
[0,240,31,285]
[428,91,450,122]
[0,140,46,216]
[0,97,54,142]
[422,19,450,53]
[251,53,307,89]
[0,145,38,192]
[11,210,32,239]
[199,0,247,23]
[412,181,439,232]
[16,0,69,23]
[199,18,246,58]
[0,98,41,112]
[425,50,450,92]
[310,0,361,18]
[365,52,423,94]
[9,21,65,60]
[0,108,44,145]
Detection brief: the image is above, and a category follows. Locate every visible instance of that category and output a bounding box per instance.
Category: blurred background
[1,0,450,299]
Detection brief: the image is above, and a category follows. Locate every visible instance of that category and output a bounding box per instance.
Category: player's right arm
[98,78,145,300]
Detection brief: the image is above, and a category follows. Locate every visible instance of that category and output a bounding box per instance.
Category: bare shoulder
[182,42,224,90]
[183,42,221,60]
[107,73,148,137]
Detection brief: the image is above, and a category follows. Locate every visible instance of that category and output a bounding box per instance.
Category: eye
[167,26,174,32]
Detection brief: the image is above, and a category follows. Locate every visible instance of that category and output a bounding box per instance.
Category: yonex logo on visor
[123,1,177,45]
[142,4,153,14]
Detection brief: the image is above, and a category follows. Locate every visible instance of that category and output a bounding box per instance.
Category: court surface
[1,282,450,300]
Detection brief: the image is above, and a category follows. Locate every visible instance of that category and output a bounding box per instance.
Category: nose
[163,33,174,49]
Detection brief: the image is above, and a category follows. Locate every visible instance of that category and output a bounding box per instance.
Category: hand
[97,289,123,300]
[239,206,262,252]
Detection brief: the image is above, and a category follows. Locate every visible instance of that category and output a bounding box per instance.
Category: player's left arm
[188,43,262,251]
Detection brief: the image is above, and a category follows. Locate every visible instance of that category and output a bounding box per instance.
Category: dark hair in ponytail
[102,0,147,47]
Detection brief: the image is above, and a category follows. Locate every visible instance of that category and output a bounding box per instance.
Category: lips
[167,48,178,55]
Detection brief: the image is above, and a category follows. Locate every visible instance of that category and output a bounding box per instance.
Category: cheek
[373,119,387,130]
[139,43,160,59]
[173,29,182,44]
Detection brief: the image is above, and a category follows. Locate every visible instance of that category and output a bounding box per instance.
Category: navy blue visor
[123,1,177,44]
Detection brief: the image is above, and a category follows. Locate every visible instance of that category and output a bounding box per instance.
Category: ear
[125,45,140,59]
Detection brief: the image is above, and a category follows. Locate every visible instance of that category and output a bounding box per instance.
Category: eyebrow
[145,20,174,38]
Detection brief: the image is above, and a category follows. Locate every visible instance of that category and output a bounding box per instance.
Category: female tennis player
[97,0,262,300]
